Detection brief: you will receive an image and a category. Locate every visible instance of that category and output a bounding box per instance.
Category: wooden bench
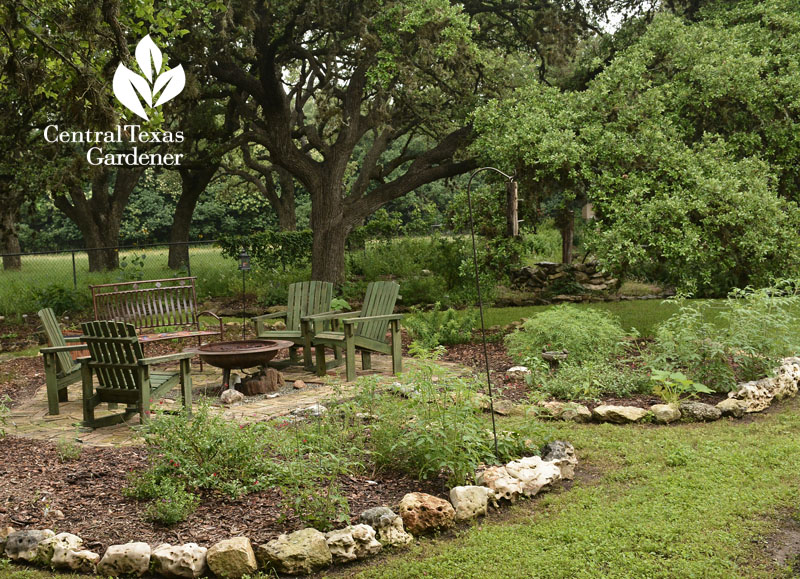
[90,277,222,366]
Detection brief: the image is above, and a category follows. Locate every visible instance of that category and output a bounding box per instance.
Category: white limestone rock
[592,405,649,424]
[504,456,562,496]
[206,537,257,578]
[650,404,682,424]
[325,525,382,563]
[151,543,208,578]
[541,440,578,480]
[476,465,522,502]
[258,528,332,575]
[220,389,244,405]
[359,507,413,547]
[716,398,746,418]
[4,529,55,562]
[449,486,493,521]
[36,532,83,566]
[97,542,151,577]
[53,549,100,573]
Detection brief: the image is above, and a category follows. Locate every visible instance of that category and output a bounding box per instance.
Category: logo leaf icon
[113,36,185,121]
[135,35,162,82]
[153,64,185,107]
[113,64,152,121]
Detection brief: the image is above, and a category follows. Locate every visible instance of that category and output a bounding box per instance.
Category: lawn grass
[354,400,800,578]
[482,299,700,336]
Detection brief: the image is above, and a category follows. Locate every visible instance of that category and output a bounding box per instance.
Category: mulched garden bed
[0,436,447,553]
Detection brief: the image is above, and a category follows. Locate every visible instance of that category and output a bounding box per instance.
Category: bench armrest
[41,344,89,354]
[198,310,221,321]
[64,336,83,343]
[343,314,403,325]
[302,310,361,322]
[139,352,196,365]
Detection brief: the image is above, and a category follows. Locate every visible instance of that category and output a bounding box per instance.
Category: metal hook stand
[465,167,515,460]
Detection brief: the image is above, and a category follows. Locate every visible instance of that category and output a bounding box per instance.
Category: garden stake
[238,248,251,339]
[465,167,515,460]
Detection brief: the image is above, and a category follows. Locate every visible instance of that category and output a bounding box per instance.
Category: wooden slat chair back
[79,320,193,429]
[354,280,400,342]
[254,281,334,368]
[308,281,403,381]
[38,308,84,415]
[286,281,333,331]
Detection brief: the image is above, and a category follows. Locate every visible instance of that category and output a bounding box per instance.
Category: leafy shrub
[31,284,89,315]
[219,230,313,272]
[405,303,477,348]
[529,360,651,401]
[653,285,800,391]
[506,305,627,366]
[359,348,547,486]
[649,370,712,404]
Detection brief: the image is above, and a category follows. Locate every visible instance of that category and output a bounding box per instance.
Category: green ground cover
[355,399,800,578]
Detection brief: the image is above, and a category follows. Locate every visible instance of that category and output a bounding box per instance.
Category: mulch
[0,436,446,553]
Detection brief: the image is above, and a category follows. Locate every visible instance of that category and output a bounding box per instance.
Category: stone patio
[7,354,465,447]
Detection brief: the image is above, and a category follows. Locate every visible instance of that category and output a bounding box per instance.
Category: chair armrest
[343,314,403,325]
[41,344,90,354]
[302,310,362,322]
[252,311,288,321]
[139,352,196,365]
[64,336,83,343]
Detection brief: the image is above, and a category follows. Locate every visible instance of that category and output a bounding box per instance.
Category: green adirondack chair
[79,320,193,429]
[38,308,86,415]
[304,281,402,382]
[252,281,336,368]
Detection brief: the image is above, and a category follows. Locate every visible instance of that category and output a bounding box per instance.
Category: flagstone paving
[6,354,466,447]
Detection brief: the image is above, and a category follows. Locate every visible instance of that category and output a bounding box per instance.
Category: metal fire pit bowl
[194,340,295,391]
[195,340,294,370]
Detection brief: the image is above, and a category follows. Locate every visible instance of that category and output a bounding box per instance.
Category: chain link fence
[0,241,239,316]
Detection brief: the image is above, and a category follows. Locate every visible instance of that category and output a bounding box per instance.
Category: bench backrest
[286,281,334,331]
[80,320,144,391]
[91,277,200,331]
[355,281,400,342]
[38,307,78,376]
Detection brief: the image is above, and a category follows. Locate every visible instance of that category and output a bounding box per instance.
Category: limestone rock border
[0,443,577,578]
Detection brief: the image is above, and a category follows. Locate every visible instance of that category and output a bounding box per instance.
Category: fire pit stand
[194,340,294,390]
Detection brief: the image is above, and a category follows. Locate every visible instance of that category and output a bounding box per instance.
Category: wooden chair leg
[81,363,95,427]
[57,388,69,402]
[43,354,60,416]
[289,346,299,364]
[181,358,192,417]
[139,368,150,424]
[302,320,314,368]
[345,339,356,382]
[391,320,402,375]
[361,351,372,370]
[315,342,328,376]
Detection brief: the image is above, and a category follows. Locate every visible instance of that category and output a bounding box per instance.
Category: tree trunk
[275,168,297,231]
[310,185,346,283]
[560,208,574,264]
[506,180,519,237]
[168,165,218,269]
[1,209,22,270]
[53,167,144,272]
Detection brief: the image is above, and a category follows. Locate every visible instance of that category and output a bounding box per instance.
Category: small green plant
[141,479,200,525]
[405,303,478,349]
[329,297,350,311]
[665,445,693,467]
[529,360,651,402]
[279,476,350,531]
[649,370,713,404]
[56,439,82,462]
[116,252,147,281]
[0,395,10,438]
